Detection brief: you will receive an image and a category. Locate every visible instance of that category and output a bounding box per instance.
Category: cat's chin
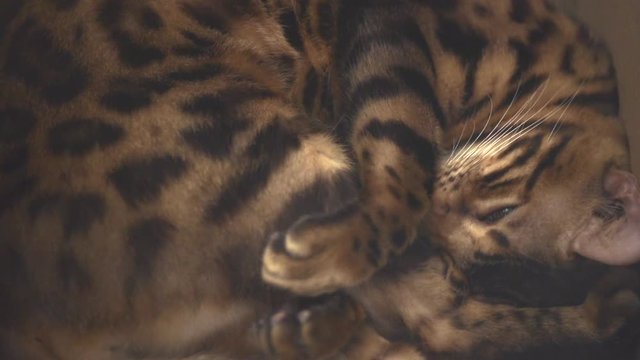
[572,169,640,266]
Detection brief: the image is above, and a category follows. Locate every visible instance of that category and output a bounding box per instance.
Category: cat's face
[430,110,640,269]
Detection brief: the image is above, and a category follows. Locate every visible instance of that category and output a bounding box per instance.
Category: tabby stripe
[560,45,575,74]
[391,66,446,128]
[303,68,319,113]
[278,9,305,52]
[509,39,537,83]
[206,121,301,223]
[554,90,619,116]
[460,95,491,121]
[339,77,401,138]
[499,75,546,110]
[316,1,334,41]
[483,177,524,191]
[488,229,510,248]
[340,20,435,75]
[524,136,571,193]
[437,17,487,66]
[463,60,479,104]
[360,118,436,171]
[481,135,543,185]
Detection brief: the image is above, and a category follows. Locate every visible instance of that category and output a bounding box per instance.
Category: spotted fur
[0,0,638,359]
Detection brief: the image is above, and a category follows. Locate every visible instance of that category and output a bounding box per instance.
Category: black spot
[508,39,537,83]
[0,177,37,216]
[97,0,123,27]
[387,184,402,200]
[362,212,380,235]
[366,238,382,266]
[391,228,407,248]
[48,118,124,156]
[406,192,422,210]
[182,30,216,48]
[316,1,334,41]
[493,312,506,321]
[182,3,227,32]
[1,145,28,173]
[561,45,575,74]
[101,78,172,113]
[127,218,174,287]
[391,66,446,128]
[138,6,163,29]
[528,20,557,44]
[488,229,510,248]
[63,193,106,238]
[0,108,37,144]
[58,252,91,290]
[74,24,84,43]
[206,121,301,223]
[49,0,77,11]
[5,20,89,104]
[360,118,437,171]
[385,166,401,182]
[110,30,166,68]
[0,0,24,39]
[278,9,304,52]
[167,64,223,82]
[273,171,357,232]
[28,193,63,219]
[303,69,319,112]
[109,155,189,207]
[437,18,487,65]
[511,0,532,23]
[172,46,208,58]
[180,87,273,158]
[473,4,491,17]
[182,87,274,119]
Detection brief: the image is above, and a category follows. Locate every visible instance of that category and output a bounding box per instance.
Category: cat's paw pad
[584,269,640,335]
[258,293,365,360]
[262,205,379,295]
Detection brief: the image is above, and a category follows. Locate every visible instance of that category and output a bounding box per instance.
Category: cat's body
[1,0,639,359]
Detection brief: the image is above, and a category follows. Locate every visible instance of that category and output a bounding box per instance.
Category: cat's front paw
[583,268,640,336]
[257,293,365,360]
[262,204,381,295]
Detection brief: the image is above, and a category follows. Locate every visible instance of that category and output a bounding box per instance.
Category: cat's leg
[420,269,640,357]
[261,1,445,296]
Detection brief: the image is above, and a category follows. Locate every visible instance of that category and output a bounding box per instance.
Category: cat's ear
[573,169,640,266]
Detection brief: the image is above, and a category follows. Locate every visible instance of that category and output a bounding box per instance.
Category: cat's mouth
[571,169,640,266]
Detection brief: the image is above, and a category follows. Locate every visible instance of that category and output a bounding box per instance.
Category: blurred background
[552,0,640,176]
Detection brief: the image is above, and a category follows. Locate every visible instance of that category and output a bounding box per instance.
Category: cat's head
[430,105,639,269]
